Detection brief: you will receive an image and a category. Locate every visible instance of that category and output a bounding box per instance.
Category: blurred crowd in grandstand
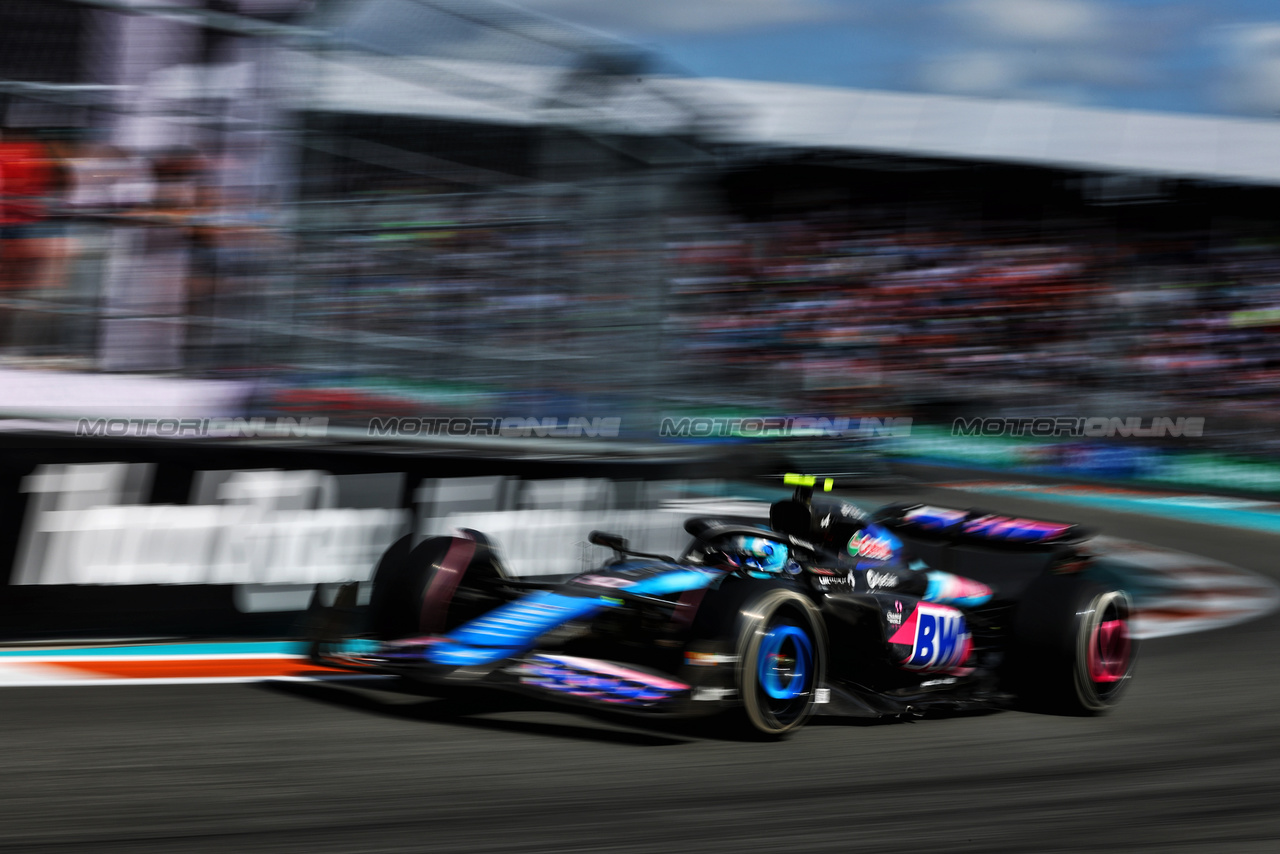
[666,209,1280,425]
[5,127,1280,451]
[0,133,277,374]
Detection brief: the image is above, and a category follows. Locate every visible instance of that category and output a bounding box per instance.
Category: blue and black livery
[310,475,1135,737]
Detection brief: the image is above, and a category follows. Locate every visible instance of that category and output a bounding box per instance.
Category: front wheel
[736,589,826,737]
[366,534,448,640]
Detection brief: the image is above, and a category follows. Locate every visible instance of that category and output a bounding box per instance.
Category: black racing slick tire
[366,534,451,640]
[735,588,826,737]
[1009,575,1136,715]
[366,531,511,640]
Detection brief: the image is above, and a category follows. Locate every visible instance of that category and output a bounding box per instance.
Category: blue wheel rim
[758,624,813,700]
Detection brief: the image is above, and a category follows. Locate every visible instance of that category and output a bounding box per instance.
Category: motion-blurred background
[3,0,1280,471]
[6,10,1280,851]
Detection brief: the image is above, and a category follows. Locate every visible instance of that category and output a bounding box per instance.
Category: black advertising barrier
[0,431,766,642]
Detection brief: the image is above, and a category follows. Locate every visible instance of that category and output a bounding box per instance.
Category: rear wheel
[736,589,825,737]
[1010,575,1136,714]
[1073,589,1134,712]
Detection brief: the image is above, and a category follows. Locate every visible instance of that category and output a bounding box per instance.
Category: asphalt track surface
[3,480,1280,853]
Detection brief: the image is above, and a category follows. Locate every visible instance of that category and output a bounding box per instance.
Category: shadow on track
[257,677,1011,744]
[807,705,1005,727]
[254,678,696,747]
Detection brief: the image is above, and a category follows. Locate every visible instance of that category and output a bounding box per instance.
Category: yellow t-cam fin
[783,473,834,492]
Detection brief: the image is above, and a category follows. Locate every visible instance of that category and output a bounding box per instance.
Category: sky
[505,0,1280,117]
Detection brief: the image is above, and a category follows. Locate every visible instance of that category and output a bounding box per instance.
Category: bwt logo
[901,605,971,671]
[951,416,1204,438]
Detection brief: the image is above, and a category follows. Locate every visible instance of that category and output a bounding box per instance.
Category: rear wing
[873,503,1092,547]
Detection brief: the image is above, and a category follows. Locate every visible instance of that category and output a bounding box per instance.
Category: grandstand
[2,0,1280,449]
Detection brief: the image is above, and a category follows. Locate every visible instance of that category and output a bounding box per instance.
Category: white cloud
[915,0,1166,103]
[917,45,1146,101]
[517,0,846,36]
[950,0,1109,45]
[919,51,1019,95]
[1051,50,1146,87]
[1231,25,1280,55]
[1214,23,1280,115]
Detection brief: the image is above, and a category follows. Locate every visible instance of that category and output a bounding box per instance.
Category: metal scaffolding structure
[0,0,719,431]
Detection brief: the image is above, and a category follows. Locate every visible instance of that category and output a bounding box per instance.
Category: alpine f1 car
[309,476,1135,737]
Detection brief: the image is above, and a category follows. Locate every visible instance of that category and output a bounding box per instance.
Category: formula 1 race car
[309,476,1135,737]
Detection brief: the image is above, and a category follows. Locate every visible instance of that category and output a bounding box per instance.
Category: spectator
[98,148,205,372]
[0,128,67,353]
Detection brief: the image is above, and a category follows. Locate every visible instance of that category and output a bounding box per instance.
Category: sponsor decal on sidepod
[865,569,899,590]
[848,531,894,561]
[889,603,972,671]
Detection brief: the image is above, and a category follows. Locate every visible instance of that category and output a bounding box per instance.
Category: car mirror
[588,531,629,552]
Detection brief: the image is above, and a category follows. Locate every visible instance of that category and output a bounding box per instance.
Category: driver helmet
[717,536,790,575]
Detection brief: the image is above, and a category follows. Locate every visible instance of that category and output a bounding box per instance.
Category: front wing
[312,637,742,715]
